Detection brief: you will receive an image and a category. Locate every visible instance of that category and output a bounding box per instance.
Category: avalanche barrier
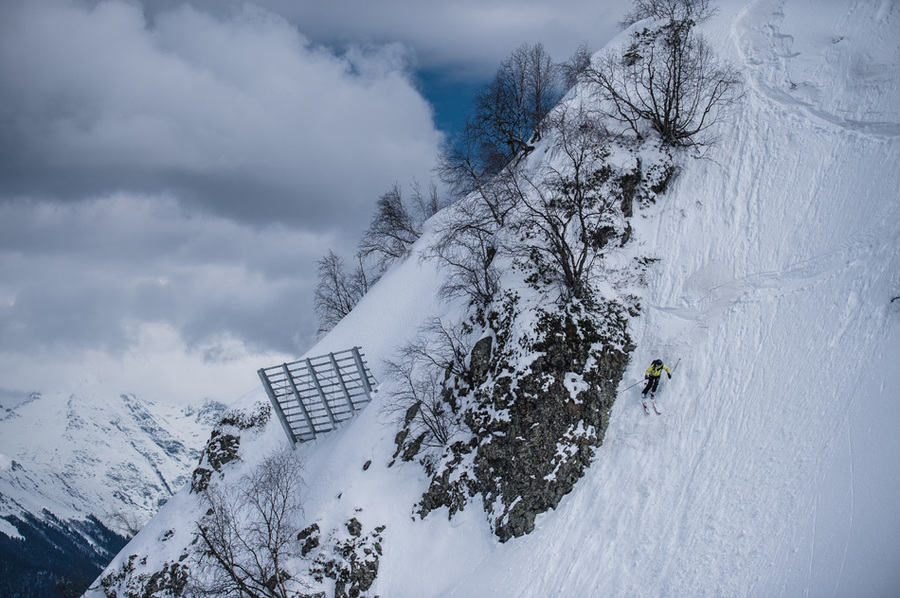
[258,347,377,445]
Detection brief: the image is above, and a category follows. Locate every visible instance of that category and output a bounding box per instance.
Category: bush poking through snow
[384,317,473,455]
[587,10,741,148]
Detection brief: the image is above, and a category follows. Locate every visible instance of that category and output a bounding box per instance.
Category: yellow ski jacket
[645,363,672,378]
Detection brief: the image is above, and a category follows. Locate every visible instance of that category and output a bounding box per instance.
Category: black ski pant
[642,375,660,396]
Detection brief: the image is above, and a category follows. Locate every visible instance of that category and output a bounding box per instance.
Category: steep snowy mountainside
[442,1,900,596]
[0,391,225,596]
[734,0,899,135]
[88,0,899,597]
[0,391,224,530]
[0,393,224,598]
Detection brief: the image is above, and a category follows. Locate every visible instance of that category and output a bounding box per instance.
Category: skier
[642,359,672,398]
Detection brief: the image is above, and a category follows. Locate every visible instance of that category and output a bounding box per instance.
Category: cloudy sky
[0,0,629,406]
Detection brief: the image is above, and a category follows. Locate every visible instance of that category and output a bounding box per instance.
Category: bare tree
[438,43,565,205]
[314,250,364,336]
[409,179,443,222]
[359,184,420,269]
[190,451,306,598]
[477,42,562,153]
[619,0,715,28]
[359,180,444,271]
[408,317,472,382]
[316,180,442,335]
[432,44,574,307]
[384,356,456,450]
[383,317,471,450]
[436,122,522,231]
[510,105,621,301]
[587,15,741,148]
[426,193,504,306]
[106,509,144,538]
[560,43,594,89]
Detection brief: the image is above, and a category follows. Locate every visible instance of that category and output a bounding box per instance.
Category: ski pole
[623,379,645,391]
[671,357,682,372]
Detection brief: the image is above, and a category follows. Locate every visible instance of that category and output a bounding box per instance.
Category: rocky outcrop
[302,518,386,598]
[98,554,189,598]
[406,296,634,542]
[190,403,271,493]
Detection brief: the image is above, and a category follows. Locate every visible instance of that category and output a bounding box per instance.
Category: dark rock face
[298,523,321,556]
[468,335,494,386]
[189,403,271,493]
[190,429,241,494]
[410,298,634,542]
[99,554,189,598]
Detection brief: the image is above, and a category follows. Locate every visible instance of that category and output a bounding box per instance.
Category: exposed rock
[468,335,494,387]
[190,429,240,493]
[99,554,189,598]
[189,402,271,493]
[415,298,633,542]
[298,523,321,556]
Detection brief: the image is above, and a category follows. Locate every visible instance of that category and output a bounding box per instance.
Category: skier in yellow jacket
[642,359,672,398]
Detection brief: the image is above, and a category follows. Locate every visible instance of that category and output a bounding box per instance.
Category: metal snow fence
[258,346,376,445]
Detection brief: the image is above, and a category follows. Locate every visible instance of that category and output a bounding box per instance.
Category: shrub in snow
[384,316,474,457]
[587,9,741,148]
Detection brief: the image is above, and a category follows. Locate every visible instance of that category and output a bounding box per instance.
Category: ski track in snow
[735,0,900,139]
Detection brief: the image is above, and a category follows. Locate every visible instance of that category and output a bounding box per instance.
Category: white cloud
[0,192,328,348]
[0,0,449,403]
[0,320,289,406]
[0,0,443,229]
[0,192,326,402]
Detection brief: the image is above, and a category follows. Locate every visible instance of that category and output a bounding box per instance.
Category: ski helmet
[652,359,662,366]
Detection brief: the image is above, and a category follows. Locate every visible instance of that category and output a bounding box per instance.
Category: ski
[642,400,650,415]
[652,400,662,415]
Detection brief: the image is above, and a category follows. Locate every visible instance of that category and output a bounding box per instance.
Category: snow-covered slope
[0,392,224,527]
[88,0,900,596]
[0,391,224,594]
[442,1,900,595]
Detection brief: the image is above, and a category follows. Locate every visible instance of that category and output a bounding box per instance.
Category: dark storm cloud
[0,0,442,229]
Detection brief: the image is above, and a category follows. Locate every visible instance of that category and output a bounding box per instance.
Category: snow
[89,0,900,596]
[0,391,221,532]
[436,2,900,596]
[0,516,22,540]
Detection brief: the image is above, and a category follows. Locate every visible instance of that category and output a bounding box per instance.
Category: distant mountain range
[0,391,225,597]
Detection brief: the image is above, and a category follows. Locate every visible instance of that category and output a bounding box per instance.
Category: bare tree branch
[314,250,368,336]
[190,452,306,598]
[619,0,716,29]
[587,15,742,148]
[509,105,622,301]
